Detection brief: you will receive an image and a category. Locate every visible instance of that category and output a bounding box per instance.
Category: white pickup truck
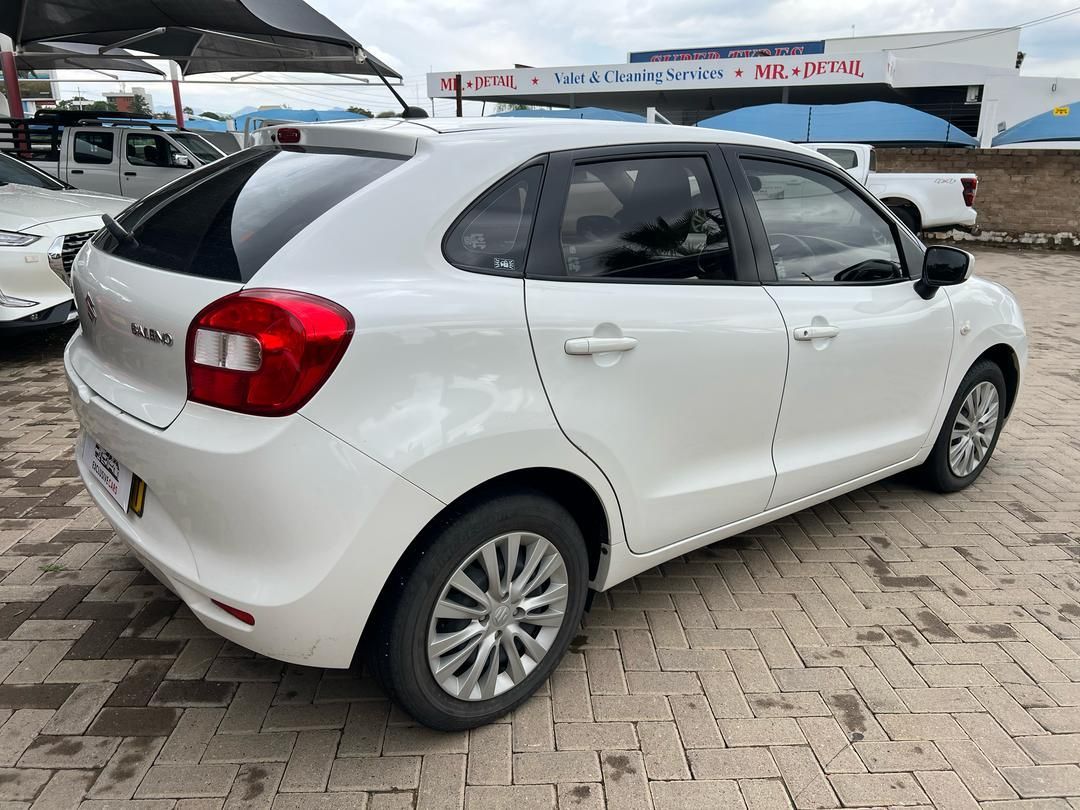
[807,143,977,233]
[1,114,224,198]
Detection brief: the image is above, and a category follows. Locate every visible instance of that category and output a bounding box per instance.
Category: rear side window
[96,146,405,282]
[73,131,114,165]
[817,148,858,170]
[444,165,543,275]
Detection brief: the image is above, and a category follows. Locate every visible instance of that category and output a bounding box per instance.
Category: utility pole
[455,73,462,117]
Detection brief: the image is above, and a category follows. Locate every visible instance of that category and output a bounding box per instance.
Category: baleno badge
[131,323,173,346]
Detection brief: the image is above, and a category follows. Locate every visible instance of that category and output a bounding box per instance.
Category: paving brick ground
[1,247,1078,809]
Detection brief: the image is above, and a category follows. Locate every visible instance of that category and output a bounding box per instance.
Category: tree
[56,97,117,112]
[200,111,225,121]
[158,111,175,120]
[375,110,397,118]
[347,106,373,117]
[183,106,194,115]
[129,94,152,117]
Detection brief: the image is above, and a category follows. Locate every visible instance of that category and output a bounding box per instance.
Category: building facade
[427,29,1080,146]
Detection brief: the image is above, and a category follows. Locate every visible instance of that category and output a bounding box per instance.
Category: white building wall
[825,29,1020,70]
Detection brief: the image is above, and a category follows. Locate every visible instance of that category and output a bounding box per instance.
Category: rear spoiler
[252,122,419,158]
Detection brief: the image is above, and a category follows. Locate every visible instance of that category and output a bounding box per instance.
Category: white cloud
[51,0,1080,116]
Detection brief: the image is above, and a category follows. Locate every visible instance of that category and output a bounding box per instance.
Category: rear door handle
[123,171,136,177]
[793,325,840,341]
[564,336,638,355]
[70,169,84,175]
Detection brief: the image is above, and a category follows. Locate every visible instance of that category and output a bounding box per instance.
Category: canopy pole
[170,62,185,127]
[1,49,23,117]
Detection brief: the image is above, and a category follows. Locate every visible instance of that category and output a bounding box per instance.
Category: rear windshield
[95,146,406,282]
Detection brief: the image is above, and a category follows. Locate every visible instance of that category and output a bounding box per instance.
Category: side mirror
[915,245,972,300]
[171,154,193,169]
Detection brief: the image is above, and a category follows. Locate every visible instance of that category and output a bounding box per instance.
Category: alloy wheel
[949,380,999,477]
[426,532,569,701]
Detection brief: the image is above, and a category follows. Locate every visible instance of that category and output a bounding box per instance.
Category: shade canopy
[993,102,1080,146]
[14,41,165,75]
[492,106,647,122]
[2,0,400,79]
[698,101,977,146]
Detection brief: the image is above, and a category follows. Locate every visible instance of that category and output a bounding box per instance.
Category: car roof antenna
[362,49,428,119]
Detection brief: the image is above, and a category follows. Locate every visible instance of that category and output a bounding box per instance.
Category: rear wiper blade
[102,213,137,246]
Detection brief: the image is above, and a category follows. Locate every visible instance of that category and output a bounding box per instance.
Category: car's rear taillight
[961,177,977,207]
[186,289,353,416]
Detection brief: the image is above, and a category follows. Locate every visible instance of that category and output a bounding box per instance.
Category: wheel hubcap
[949,381,999,477]
[427,532,569,701]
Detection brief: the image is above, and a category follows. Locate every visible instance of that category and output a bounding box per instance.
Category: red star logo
[466,80,473,89]
[531,76,539,85]
[734,68,743,77]
[791,67,800,76]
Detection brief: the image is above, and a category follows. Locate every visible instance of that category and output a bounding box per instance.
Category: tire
[920,360,1007,493]
[367,491,589,730]
[890,203,920,234]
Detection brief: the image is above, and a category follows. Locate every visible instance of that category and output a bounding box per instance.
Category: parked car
[1,114,225,198]
[807,143,978,232]
[65,118,1026,730]
[0,152,131,333]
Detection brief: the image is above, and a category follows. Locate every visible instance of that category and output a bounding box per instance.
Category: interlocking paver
[0,248,1078,806]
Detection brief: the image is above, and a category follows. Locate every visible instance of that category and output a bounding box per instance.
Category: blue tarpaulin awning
[492,107,647,122]
[993,102,1080,146]
[231,107,368,130]
[697,101,977,146]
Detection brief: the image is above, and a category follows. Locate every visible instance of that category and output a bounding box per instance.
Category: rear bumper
[65,336,444,667]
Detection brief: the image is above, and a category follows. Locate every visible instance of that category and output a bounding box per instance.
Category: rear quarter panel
[251,138,627,548]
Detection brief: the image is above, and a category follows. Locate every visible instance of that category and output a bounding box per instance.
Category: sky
[46,0,1080,118]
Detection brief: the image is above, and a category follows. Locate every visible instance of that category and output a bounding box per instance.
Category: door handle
[564,336,638,355]
[793,325,840,341]
[123,171,136,177]
[70,169,84,175]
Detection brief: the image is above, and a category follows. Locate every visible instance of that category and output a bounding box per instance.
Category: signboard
[629,41,825,63]
[18,71,54,101]
[429,53,894,100]
[1053,106,1070,117]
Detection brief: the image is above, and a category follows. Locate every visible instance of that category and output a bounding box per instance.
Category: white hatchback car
[65,118,1026,729]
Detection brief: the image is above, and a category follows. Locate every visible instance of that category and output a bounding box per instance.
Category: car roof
[259,116,824,162]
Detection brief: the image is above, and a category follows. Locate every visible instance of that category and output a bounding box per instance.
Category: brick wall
[874,147,1080,249]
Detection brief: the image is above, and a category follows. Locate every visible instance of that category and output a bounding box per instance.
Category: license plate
[82,435,134,510]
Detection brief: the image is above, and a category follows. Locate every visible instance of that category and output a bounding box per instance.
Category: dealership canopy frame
[1,0,415,121]
[14,41,164,75]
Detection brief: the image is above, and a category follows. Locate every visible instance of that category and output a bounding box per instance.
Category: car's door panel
[68,129,121,195]
[730,148,954,508]
[763,283,952,507]
[524,145,788,554]
[121,132,189,198]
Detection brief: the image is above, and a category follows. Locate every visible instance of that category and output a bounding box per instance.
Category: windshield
[172,133,225,164]
[0,152,67,190]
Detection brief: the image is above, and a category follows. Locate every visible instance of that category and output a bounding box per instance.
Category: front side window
[444,165,543,275]
[126,133,188,168]
[172,132,224,164]
[556,156,734,281]
[742,158,904,283]
[73,131,114,165]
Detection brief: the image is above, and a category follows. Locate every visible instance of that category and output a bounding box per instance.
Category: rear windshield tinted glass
[95,146,405,282]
